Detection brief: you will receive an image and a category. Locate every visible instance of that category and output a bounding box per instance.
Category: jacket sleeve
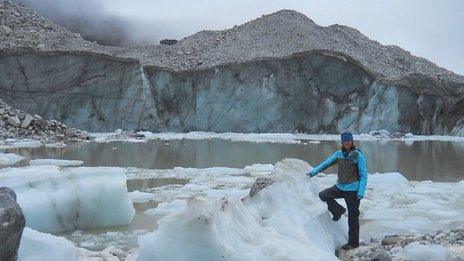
[309,151,340,177]
[356,152,368,198]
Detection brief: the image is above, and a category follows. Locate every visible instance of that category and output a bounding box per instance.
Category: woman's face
[342,140,353,150]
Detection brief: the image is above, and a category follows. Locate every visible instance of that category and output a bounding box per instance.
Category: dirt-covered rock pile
[128,9,461,80]
[338,229,464,260]
[0,0,109,52]
[0,99,88,142]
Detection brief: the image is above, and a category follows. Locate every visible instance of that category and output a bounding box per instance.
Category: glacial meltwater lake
[2,138,464,251]
[4,139,464,182]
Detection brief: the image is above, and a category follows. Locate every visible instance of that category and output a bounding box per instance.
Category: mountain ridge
[1,2,462,83]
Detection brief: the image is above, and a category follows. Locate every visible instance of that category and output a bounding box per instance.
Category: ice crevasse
[138,158,347,260]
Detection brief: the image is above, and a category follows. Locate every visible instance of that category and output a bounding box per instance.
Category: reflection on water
[3,139,464,182]
[126,178,189,192]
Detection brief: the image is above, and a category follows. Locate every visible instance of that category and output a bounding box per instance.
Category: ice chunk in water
[144,199,188,220]
[0,152,25,165]
[29,159,84,167]
[137,159,346,260]
[18,227,76,261]
[129,190,155,203]
[0,166,135,233]
[0,140,42,149]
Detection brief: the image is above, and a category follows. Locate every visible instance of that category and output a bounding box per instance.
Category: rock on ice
[0,166,135,233]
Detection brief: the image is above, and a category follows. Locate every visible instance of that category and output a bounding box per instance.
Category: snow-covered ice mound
[138,159,346,260]
[0,166,135,233]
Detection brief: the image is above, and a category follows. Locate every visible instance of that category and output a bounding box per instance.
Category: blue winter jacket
[309,148,368,198]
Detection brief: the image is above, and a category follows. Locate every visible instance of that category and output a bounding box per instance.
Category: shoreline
[339,228,464,260]
[90,129,464,144]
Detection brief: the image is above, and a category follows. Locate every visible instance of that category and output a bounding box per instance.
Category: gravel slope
[1,1,463,84]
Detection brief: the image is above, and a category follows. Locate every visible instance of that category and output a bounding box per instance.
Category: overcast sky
[25,0,464,75]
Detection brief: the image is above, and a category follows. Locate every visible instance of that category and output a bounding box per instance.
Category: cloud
[15,0,464,75]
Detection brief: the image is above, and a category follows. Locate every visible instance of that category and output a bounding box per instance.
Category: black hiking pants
[318,185,360,245]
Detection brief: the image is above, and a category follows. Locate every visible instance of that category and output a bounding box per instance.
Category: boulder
[0,187,26,261]
[159,39,178,45]
[20,114,34,128]
[0,25,12,35]
[249,177,274,198]
[7,116,20,127]
[381,235,402,246]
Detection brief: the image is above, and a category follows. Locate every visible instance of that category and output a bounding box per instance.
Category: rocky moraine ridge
[0,98,88,142]
[1,1,463,135]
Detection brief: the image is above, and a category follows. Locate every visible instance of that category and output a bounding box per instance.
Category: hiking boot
[342,243,359,250]
[332,208,346,221]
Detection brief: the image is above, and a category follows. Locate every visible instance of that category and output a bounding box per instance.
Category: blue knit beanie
[341,131,353,142]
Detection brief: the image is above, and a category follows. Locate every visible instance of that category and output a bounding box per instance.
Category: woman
[308,131,368,250]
